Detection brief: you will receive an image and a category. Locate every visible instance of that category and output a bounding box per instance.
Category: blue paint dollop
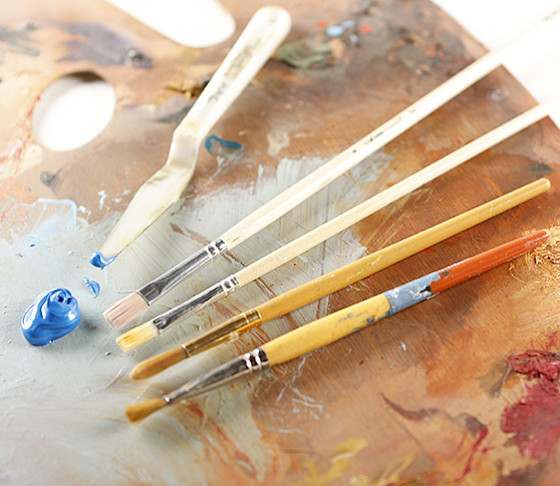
[89,251,115,269]
[83,277,100,297]
[21,288,81,346]
[205,135,243,155]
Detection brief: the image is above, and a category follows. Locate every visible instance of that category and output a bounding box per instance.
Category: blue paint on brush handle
[21,288,81,346]
[383,272,439,315]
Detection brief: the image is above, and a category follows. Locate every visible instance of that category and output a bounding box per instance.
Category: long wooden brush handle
[256,178,550,321]
[235,100,559,287]
[220,10,560,249]
[262,230,549,365]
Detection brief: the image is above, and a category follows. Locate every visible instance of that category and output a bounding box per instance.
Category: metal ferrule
[163,347,269,404]
[151,274,240,332]
[138,239,227,304]
[182,309,263,357]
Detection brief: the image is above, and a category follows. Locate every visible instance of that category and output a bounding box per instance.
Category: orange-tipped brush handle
[429,229,549,294]
[263,229,549,365]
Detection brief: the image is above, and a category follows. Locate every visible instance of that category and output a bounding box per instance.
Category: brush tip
[130,347,187,380]
[116,321,158,351]
[104,292,148,328]
[126,398,168,422]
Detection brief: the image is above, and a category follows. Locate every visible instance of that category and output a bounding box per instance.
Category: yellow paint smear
[297,438,367,486]
[370,453,416,486]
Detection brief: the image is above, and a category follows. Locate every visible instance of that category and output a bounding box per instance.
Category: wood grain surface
[2,0,560,484]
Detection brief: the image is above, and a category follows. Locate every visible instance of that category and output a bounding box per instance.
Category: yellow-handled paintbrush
[126,229,550,422]
[129,178,550,379]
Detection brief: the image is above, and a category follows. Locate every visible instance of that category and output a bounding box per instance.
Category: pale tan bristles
[104,292,148,328]
[126,398,168,422]
[130,348,187,380]
[116,321,158,351]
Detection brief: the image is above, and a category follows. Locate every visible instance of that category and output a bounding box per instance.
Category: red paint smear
[501,350,560,459]
[508,350,560,385]
[358,24,372,34]
[316,20,327,28]
[457,426,489,482]
[424,44,437,58]
[544,330,560,351]
[186,402,205,420]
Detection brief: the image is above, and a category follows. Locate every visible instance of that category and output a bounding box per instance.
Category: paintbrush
[125,229,550,422]
[103,9,560,327]
[129,178,550,379]
[116,98,560,351]
[89,6,292,269]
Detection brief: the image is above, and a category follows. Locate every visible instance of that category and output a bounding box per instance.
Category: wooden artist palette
[1,0,560,484]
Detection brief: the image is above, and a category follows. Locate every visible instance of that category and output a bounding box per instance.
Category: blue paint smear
[83,277,100,297]
[205,135,243,156]
[384,272,440,315]
[326,25,345,37]
[325,21,356,38]
[21,288,81,346]
[89,251,115,269]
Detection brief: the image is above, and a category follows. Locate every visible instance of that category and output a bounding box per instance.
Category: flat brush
[130,178,550,379]
[117,98,560,351]
[104,10,560,327]
[90,7,292,268]
[125,229,550,422]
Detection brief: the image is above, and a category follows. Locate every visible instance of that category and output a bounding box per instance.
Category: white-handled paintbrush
[89,6,292,269]
[116,98,560,351]
[104,9,560,327]
[125,229,550,422]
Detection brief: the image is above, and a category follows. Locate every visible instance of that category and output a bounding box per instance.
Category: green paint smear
[277,35,334,69]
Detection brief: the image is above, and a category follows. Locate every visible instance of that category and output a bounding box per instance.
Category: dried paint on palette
[501,350,560,460]
[57,22,152,68]
[0,23,40,61]
[0,155,371,483]
[205,135,244,156]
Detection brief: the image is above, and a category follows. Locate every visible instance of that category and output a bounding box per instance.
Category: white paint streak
[97,190,108,210]
[266,126,290,156]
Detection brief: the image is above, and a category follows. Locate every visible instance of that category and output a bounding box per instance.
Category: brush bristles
[130,347,187,380]
[116,321,158,351]
[104,292,148,328]
[126,398,167,422]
